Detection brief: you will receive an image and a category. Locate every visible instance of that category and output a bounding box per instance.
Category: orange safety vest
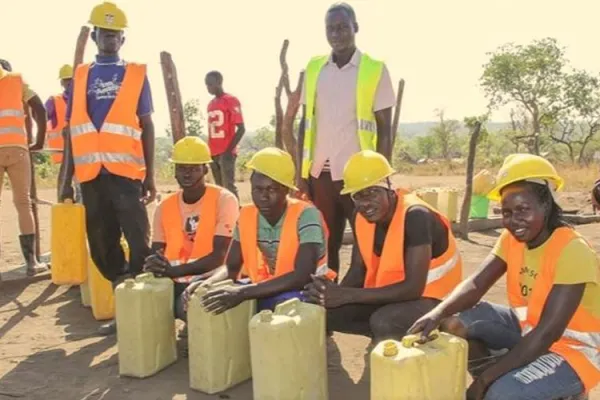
[356,190,462,299]
[0,74,27,147]
[238,198,336,283]
[46,95,67,164]
[69,63,146,183]
[160,185,221,283]
[503,227,600,393]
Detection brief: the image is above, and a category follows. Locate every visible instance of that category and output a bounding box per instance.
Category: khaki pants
[0,147,34,234]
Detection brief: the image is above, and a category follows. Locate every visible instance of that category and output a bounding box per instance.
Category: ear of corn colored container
[188,279,256,394]
[249,299,328,400]
[115,273,177,378]
[371,330,468,400]
[50,201,87,285]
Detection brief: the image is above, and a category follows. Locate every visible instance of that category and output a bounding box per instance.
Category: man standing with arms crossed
[0,58,48,277]
[58,1,156,336]
[205,70,245,198]
[297,2,396,277]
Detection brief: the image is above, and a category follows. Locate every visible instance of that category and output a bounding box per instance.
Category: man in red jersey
[205,70,245,198]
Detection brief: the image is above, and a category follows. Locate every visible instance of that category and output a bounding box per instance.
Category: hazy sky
[3,0,600,136]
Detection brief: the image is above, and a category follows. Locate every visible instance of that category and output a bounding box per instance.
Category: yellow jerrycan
[437,189,459,222]
[80,281,91,307]
[371,330,468,400]
[50,200,87,285]
[88,237,129,320]
[188,279,256,394]
[115,272,177,378]
[249,298,327,400]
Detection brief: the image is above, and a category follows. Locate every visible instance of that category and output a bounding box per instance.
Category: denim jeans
[457,301,585,400]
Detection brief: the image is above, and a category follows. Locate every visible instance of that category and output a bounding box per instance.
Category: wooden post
[73,26,90,68]
[391,79,405,150]
[459,121,482,240]
[160,51,186,144]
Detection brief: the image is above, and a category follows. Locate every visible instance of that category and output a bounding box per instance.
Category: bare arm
[375,107,393,161]
[227,123,246,152]
[240,242,319,300]
[27,95,47,150]
[340,245,367,288]
[479,284,586,386]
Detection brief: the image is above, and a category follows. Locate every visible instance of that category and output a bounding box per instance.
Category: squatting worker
[58,1,156,336]
[297,2,396,278]
[409,154,600,400]
[143,137,239,322]
[183,147,336,315]
[303,150,462,342]
[0,58,48,276]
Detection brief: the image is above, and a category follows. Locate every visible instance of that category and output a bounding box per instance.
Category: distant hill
[245,121,513,138]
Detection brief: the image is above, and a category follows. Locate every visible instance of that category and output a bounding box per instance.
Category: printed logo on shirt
[89,75,121,100]
[519,265,538,297]
[185,215,199,241]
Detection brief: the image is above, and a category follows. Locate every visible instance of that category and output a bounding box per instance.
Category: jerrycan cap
[258,310,273,323]
[136,272,155,282]
[123,278,136,288]
[383,341,399,357]
[401,329,440,348]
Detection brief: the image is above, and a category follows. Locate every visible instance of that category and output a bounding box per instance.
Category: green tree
[481,37,567,154]
[430,109,460,160]
[165,98,206,139]
[415,135,436,159]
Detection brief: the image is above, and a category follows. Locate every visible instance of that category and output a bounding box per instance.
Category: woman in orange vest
[184,147,336,314]
[143,137,239,322]
[409,154,599,400]
[303,150,462,342]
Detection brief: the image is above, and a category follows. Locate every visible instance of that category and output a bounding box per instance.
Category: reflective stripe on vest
[47,95,67,163]
[160,186,221,284]
[238,198,335,283]
[504,227,600,392]
[0,75,27,147]
[70,62,147,183]
[356,190,462,300]
[301,53,384,178]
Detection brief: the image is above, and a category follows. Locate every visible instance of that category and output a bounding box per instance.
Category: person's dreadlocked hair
[521,181,570,233]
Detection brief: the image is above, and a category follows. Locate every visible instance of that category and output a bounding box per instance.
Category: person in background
[0,58,48,276]
[409,154,600,400]
[58,1,156,336]
[182,147,336,315]
[303,150,462,342]
[297,2,396,279]
[205,70,245,199]
[45,64,81,202]
[143,136,239,322]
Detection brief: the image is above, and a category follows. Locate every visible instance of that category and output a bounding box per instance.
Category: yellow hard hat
[169,136,212,165]
[89,2,128,31]
[58,64,73,80]
[487,153,564,202]
[246,147,297,190]
[341,150,395,195]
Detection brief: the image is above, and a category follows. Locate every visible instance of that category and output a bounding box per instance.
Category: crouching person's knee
[440,315,467,338]
[369,310,400,343]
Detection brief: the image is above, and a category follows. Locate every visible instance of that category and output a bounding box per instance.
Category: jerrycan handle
[136,272,155,282]
[401,329,440,348]
[63,198,73,205]
[274,297,300,316]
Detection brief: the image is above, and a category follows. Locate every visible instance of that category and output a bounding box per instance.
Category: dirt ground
[1,176,599,399]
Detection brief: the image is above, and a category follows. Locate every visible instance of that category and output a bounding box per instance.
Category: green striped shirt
[233,206,326,274]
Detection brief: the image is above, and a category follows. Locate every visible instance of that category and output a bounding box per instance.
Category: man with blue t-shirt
[58,1,156,336]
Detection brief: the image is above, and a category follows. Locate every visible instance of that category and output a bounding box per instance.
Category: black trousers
[309,171,355,275]
[80,174,150,282]
[210,153,238,198]
[327,298,441,343]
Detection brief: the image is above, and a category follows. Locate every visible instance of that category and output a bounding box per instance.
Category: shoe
[19,234,48,276]
[98,320,117,336]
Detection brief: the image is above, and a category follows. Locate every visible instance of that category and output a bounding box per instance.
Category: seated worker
[143,137,239,320]
[183,147,336,315]
[303,150,462,343]
[409,154,600,400]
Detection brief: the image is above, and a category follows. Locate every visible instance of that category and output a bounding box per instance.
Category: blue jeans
[457,302,585,400]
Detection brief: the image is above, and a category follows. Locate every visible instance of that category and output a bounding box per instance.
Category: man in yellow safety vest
[296,2,396,279]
